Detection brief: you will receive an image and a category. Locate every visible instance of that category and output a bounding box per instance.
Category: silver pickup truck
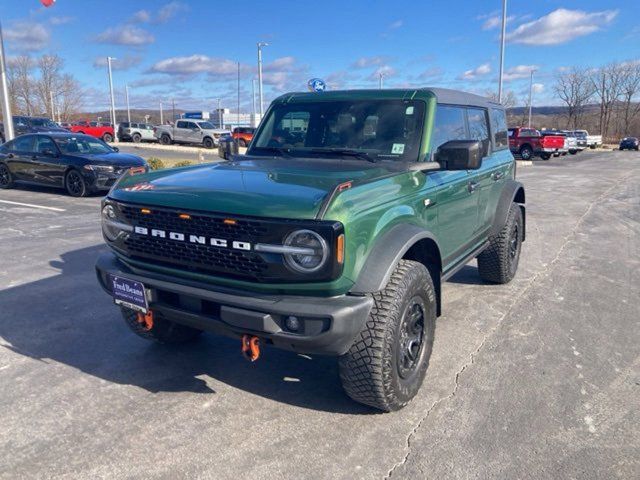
[154,120,229,149]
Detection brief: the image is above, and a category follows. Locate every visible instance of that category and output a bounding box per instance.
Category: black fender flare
[491,179,526,240]
[350,224,442,294]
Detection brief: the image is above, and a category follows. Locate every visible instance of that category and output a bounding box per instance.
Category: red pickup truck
[508,127,565,160]
[69,121,115,143]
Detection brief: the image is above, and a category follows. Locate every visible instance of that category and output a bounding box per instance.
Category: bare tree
[553,67,595,129]
[618,62,640,136]
[483,89,517,108]
[590,63,626,140]
[7,56,39,115]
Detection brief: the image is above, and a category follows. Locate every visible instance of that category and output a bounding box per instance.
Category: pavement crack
[385,168,638,479]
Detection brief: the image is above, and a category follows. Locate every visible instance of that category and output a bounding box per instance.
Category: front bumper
[95,252,372,355]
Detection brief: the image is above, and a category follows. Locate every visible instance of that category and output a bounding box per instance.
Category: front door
[6,135,36,181]
[32,136,65,186]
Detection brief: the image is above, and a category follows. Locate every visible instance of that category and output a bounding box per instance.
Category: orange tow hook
[241,335,261,362]
[136,310,154,331]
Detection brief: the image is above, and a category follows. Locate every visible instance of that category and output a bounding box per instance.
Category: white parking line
[0,199,66,212]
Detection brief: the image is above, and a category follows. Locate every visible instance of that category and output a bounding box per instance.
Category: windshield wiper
[309,148,377,163]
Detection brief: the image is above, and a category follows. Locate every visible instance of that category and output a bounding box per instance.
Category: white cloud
[505,8,618,45]
[156,1,188,23]
[93,55,142,71]
[458,63,491,80]
[532,83,544,94]
[263,56,298,72]
[370,65,396,81]
[503,64,538,81]
[129,10,151,23]
[417,66,444,81]
[389,20,403,29]
[4,22,50,52]
[95,25,155,46]
[352,56,389,69]
[49,16,75,26]
[148,55,246,76]
[482,15,517,31]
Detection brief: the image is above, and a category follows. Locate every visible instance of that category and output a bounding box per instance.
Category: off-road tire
[65,169,88,197]
[519,145,533,160]
[569,150,577,155]
[477,203,523,284]
[203,137,214,149]
[540,153,551,160]
[132,133,142,143]
[160,134,172,145]
[102,133,113,143]
[339,260,436,412]
[121,307,203,344]
[0,163,13,189]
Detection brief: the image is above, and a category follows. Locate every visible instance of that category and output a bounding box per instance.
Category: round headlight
[101,204,131,241]
[283,229,328,273]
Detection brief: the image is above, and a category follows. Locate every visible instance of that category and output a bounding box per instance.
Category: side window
[35,136,57,153]
[432,105,467,151]
[13,135,35,152]
[491,109,509,150]
[176,121,188,129]
[467,108,489,142]
[187,122,198,129]
[14,117,28,128]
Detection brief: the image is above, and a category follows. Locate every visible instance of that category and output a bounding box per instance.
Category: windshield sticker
[406,106,414,115]
[391,143,405,154]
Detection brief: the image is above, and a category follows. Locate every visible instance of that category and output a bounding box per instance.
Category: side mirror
[112,146,119,152]
[435,140,482,170]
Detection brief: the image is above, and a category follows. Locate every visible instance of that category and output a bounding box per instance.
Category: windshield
[198,121,215,129]
[53,136,114,155]
[251,99,425,161]
[31,118,58,128]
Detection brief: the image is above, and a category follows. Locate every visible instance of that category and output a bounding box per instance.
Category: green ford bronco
[96,88,525,411]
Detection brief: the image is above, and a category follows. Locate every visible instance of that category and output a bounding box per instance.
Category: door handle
[492,171,504,181]
[467,181,479,193]
[7,153,13,158]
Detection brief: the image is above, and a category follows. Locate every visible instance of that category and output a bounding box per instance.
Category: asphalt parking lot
[1,151,639,479]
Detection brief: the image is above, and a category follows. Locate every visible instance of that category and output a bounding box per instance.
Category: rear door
[174,120,189,142]
[429,105,480,264]
[33,136,65,186]
[5,135,36,181]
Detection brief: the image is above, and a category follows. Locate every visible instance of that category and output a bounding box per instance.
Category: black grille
[119,205,269,281]
[108,201,344,283]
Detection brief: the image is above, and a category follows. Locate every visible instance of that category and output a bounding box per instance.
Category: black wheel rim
[397,297,426,379]
[0,165,9,186]
[67,171,83,196]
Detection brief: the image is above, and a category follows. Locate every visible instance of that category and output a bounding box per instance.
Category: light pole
[125,84,131,123]
[527,69,536,128]
[106,56,118,142]
[257,42,268,117]
[498,0,507,103]
[252,79,256,127]
[217,98,222,128]
[379,72,384,89]
[159,101,163,124]
[0,22,14,142]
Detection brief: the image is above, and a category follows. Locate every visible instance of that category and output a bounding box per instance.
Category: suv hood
[110,157,404,219]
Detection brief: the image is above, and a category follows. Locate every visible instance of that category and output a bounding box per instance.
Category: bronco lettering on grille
[133,226,251,251]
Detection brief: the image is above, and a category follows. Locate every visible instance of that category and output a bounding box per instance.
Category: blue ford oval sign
[307,78,326,92]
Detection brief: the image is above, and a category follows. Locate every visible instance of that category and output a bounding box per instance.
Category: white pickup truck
[575,130,602,149]
[154,120,229,149]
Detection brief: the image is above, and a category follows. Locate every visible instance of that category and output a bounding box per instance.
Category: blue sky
[2,0,639,112]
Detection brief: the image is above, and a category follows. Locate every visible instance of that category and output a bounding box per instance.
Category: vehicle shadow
[447,264,486,285]
[0,244,371,414]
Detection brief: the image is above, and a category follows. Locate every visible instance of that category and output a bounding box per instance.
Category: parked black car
[0,133,148,197]
[619,137,639,151]
[0,116,68,143]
